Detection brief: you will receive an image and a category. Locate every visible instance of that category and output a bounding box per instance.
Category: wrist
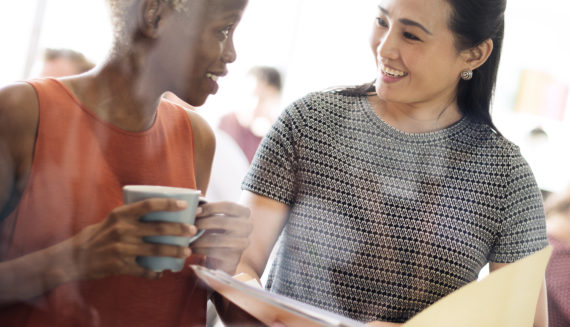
[43,239,80,286]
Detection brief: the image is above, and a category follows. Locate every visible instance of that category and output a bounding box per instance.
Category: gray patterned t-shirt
[242,91,548,323]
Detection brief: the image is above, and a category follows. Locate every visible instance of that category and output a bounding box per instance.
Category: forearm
[209,263,263,325]
[0,240,75,306]
[210,291,263,326]
[235,261,262,282]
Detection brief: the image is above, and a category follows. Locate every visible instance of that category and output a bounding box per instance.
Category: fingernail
[188,224,198,234]
[196,207,203,215]
[177,200,187,208]
[184,247,192,257]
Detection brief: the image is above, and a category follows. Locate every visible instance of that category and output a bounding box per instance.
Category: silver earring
[461,70,473,81]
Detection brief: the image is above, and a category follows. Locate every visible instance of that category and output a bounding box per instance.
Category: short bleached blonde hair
[106,0,190,53]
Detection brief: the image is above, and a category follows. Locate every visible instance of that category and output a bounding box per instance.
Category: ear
[461,38,494,71]
[139,0,167,38]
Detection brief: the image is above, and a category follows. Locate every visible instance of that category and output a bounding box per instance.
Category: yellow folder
[404,246,552,327]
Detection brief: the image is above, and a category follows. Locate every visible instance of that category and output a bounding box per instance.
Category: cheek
[427,53,462,79]
[201,39,223,62]
[190,48,213,72]
[405,47,449,74]
[370,33,381,63]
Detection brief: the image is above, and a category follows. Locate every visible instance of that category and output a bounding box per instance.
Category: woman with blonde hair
[0,0,250,326]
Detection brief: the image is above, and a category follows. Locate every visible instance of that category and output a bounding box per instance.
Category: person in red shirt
[0,0,251,326]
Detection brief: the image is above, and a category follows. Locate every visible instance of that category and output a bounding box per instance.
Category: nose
[221,38,237,64]
[376,29,399,61]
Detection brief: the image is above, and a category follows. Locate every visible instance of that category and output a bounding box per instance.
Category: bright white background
[1,0,569,192]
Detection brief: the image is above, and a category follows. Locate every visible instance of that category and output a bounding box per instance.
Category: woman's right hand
[64,198,197,281]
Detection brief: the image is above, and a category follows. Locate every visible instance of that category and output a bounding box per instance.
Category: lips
[380,63,408,78]
[204,72,223,95]
[206,73,219,82]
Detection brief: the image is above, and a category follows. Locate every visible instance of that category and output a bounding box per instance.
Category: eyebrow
[378,6,433,35]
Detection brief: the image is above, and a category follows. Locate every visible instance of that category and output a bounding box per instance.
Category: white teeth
[381,64,407,77]
[206,73,219,81]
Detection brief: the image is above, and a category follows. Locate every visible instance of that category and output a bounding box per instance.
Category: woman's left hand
[191,201,252,275]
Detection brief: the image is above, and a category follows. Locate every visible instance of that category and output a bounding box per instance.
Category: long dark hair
[339,0,506,132]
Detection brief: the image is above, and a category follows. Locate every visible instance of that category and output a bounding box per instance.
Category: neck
[63,50,165,132]
[369,95,462,134]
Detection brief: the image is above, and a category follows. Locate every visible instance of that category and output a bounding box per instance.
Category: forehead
[173,0,247,26]
[378,0,452,31]
[186,0,247,17]
[206,0,248,11]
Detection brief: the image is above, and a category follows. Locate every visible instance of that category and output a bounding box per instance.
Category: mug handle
[188,197,208,244]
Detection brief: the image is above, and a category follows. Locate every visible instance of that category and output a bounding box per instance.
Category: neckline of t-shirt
[361,94,469,143]
[49,78,161,137]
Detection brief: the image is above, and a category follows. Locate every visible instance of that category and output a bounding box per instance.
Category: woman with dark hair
[0,0,251,326]
[225,0,548,326]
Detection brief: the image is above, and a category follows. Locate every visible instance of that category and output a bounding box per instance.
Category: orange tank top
[0,78,207,326]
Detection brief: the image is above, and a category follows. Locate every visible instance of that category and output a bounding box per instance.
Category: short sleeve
[489,149,549,262]
[242,99,306,206]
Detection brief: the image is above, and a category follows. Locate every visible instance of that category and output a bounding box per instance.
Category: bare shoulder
[0,82,39,138]
[182,109,215,193]
[0,82,38,111]
[183,109,215,157]
[0,82,39,214]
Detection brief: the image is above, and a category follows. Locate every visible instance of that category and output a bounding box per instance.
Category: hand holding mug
[191,201,252,275]
[122,185,204,272]
[66,196,198,281]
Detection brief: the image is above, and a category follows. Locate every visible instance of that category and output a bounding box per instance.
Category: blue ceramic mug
[123,185,205,272]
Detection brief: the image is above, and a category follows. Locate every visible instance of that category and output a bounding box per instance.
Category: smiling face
[153,0,248,106]
[370,0,467,109]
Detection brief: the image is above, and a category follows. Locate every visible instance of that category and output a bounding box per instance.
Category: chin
[181,93,209,108]
[188,96,208,107]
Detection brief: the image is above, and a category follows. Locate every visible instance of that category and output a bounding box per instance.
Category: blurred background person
[218,65,282,163]
[39,48,94,78]
[544,187,570,327]
[161,91,250,204]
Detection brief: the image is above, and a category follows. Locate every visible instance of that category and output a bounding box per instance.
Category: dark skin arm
[0,83,252,307]
[0,84,199,306]
[0,83,37,219]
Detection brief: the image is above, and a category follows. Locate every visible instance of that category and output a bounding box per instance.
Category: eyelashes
[376,17,388,28]
[375,17,422,42]
[218,24,234,40]
[403,32,420,41]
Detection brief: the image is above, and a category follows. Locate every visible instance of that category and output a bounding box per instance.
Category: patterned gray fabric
[242,91,548,323]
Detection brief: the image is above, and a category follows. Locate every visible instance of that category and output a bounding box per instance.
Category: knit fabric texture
[243,91,548,323]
